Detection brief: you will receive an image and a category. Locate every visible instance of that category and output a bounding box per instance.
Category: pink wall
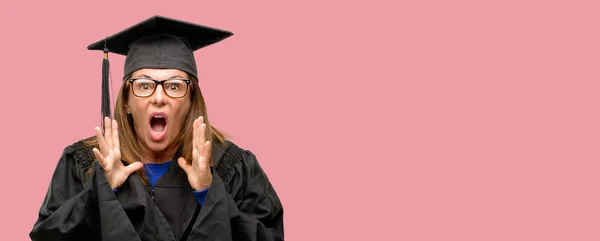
[1,0,599,240]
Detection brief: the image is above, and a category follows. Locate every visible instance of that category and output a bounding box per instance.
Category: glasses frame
[127,78,192,98]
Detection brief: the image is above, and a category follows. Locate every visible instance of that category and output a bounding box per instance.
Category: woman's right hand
[93,117,144,190]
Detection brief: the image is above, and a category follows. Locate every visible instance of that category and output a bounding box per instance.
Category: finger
[95,127,109,156]
[196,116,204,150]
[199,118,204,149]
[196,116,204,151]
[104,116,112,149]
[192,118,198,154]
[92,148,108,169]
[124,162,144,176]
[177,157,191,173]
[200,122,206,143]
[112,119,120,151]
[201,141,211,169]
[199,123,206,155]
[192,149,198,166]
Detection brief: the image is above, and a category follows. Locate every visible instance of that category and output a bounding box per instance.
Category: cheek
[173,101,192,126]
[127,99,146,125]
[127,94,144,112]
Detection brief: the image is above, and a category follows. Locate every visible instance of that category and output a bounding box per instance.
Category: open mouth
[149,113,167,141]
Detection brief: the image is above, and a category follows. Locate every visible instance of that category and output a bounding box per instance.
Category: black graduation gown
[29,138,284,241]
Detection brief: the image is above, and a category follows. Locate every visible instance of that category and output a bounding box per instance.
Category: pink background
[1,0,599,240]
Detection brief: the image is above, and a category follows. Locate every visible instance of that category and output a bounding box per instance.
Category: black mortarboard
[87,15,233,121]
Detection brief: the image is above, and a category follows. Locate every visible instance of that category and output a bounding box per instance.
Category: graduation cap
[87,15,233,120]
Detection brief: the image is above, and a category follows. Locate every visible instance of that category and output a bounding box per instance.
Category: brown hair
[84,73,226,184]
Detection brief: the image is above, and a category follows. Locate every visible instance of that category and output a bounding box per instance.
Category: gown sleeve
[229,150,284,241]
[187,145,284,241]
[29,144,101,241]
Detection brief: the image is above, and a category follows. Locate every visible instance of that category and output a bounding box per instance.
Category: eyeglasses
[128,78,192,98]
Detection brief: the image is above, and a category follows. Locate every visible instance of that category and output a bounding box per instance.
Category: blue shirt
[114,161,209,205]
[144,161,171,189]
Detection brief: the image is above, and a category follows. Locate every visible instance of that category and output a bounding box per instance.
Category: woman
[29,15,284,241]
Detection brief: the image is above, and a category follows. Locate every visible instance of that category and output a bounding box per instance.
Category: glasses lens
[132,79,156,97]
[164,80,188,98]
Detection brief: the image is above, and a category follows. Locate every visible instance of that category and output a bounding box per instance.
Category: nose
[150,84,167,106]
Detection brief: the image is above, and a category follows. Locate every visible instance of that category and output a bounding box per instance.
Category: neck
[139,143,180,164]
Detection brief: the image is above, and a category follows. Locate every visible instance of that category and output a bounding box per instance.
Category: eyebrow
[133,74,186,79]
[135,74,153,79]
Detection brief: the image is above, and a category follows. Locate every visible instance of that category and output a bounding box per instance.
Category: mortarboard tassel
[101,44,111,128]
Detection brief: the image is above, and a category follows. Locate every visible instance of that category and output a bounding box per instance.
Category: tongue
[151,118,166,132]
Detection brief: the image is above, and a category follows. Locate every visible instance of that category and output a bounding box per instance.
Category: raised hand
[92,117,144,189]
[177,116,212,191]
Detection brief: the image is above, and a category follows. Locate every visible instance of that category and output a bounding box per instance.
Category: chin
[144,137,170,152]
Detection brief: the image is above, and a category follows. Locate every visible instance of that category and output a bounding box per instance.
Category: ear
[126,105,131,114]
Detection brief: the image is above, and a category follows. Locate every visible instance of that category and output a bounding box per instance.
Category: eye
[165,82,182,91]
[133,79,155,91]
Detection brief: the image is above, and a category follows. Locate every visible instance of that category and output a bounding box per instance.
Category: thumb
[177,157,192,173]
[124,162,144,176]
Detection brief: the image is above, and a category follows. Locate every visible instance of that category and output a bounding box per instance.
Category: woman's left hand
[177,116,212,191]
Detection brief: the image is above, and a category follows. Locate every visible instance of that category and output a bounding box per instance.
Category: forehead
[131,68,190,79]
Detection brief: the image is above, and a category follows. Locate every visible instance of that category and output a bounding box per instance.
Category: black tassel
[101,46,111,128]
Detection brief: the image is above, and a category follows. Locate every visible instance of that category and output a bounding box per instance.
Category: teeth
[154,116,164,119]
